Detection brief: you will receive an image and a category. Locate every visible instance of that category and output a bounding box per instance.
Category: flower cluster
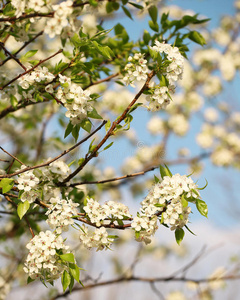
[141,173,199,230]
[18,67,55,91]
[42,159,71,183]
[17,167,40,194]
[146,84,175,111]
[83,198,132,227]
[55,75,93,125]
[150,41,184,84]
[123,53,149,87]
[46,197,79,234]
[23,231,71,281]
[79,225,114,251]
[45,1,74,38]
[131,214,158,245]
[18,160,71,204]
[11,0,49,17]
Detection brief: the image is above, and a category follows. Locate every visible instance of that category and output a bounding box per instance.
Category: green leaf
[154,175,160,183]
[159,164,172,179]
[105,120,111,132]
[114,23,124,35]
[61,270,71,292]
[17,201,30,220]
[22,50,38,59]
[106,2,114,13]
[60,253,75,263]
[128,2,143,9]
[10,94,18,107]
[185,225,196,236]
[148,20,159,32]
[188,31,206,46]
[135,231,140,239]
[103,142,114,151]
[80,119,92,133]
[69,275,74,293]
[143,30,151,45]
[121,5,133,20]
[87,108,102,119]
[196,199,208,218]
[72,124,81,141]
[64,122,74,139]
[69,263,80,283]
[175,228,185,245]
[0,178,14,193]
[148,5,158,23]
[27,276,35,284]
[181,195,188,208]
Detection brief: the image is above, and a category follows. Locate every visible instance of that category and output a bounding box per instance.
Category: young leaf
[105,120,111,132]
[148,5,158,23]
[87,108,102,119]
[188,31,206,46]
[175,228,185,245]
[181,195,188,208]
[159,165,172,179]
[148,20,159,32]
[80,119,92,133]
[22,50,38,59]
[154,175,160,183]
[0,178,14,194]
[143,30,151,45]
[185,225,196,236]
[103,142,114,151]
[17,201,30,220]
[121,5,133,20]
[72,124,81,141]
[60,253,75,263]
[64,122,73,139]
[196,199,208,218]
[69,263,80,282]
[61,270,71,292]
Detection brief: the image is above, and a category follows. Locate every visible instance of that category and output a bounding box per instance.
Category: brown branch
[61,70,155,184]
[85,72,120,89]
[54,274,240,299]
[0,120,107,178]
[0,49,63,90]
[0,98,49,120]
[0,146,24,165]
[0,42,26,70]
[0,31,44,67]
[69,166,159,187]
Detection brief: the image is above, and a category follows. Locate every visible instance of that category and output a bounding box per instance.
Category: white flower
[17,169,39,192]
[79,225,114,251]
[46,197,79,234]
[24,231,71,281]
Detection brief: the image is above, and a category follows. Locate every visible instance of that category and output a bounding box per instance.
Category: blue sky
[101,0,240,228]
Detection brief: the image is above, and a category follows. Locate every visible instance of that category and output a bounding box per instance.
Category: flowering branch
[0,120,107,178]
[0,49,63,90]
[61,70,155,184]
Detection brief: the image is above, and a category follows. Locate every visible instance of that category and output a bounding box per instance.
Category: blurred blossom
[204,107,219,122]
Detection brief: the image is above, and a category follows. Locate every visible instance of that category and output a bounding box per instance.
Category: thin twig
[0,146,24,165]
[0,49,63,90]
[54,274,240,299]
[0,31,44,67]
[0,42,27,70]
